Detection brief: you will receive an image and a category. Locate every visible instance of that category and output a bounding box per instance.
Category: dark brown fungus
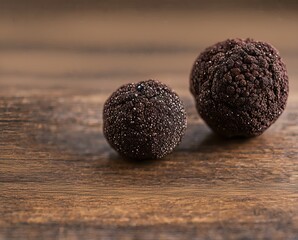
[190,38,289,137]
[103,80,187,160]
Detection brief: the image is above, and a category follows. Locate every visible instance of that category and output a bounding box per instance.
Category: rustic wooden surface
[0,6,298,240]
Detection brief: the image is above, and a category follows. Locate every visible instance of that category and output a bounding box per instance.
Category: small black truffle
[190,38,289,137]
[103,80,187,160]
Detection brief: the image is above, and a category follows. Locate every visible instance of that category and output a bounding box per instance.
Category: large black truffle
[103,80,187,160]
[190,38,289,137]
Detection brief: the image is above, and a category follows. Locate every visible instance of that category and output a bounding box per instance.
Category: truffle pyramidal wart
[103,80,187,160]
[190,38,289,137]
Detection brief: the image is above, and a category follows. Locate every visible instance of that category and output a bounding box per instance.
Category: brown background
[0,1,297,239]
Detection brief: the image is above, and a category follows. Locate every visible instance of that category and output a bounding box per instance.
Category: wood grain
[0,7,298,240]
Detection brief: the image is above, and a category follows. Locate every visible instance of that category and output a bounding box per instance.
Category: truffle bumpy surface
[103,80,187,160]
[190,38,289,137]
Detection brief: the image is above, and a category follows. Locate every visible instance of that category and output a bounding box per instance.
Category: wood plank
[0,93,297,239]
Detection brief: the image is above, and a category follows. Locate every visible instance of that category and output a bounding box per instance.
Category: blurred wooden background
[0,1,297,239]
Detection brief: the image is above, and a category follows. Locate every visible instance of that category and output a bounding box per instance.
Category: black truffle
[190,38,289,137]
[103,80,187,160]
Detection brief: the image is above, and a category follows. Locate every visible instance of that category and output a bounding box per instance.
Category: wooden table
[0,7,297,239]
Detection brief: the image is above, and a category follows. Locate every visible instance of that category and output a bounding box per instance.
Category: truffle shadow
[176,123,253,154]
[107,150,163,167]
